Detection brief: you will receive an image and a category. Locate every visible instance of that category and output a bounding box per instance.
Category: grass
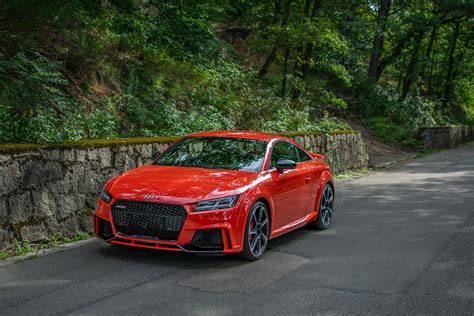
[1,232,94,261]
[416,149,440,158]
[13,240,35,256]
[364,117,418,147]
[0,250,8,260]
[334,167,370,181]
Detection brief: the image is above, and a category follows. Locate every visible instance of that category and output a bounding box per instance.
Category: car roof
[186,130,289,142]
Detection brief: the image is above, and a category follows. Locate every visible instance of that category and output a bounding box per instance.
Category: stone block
[8,191,32,224]
[114,152,136,171]
[140,144,153,158]
[57,195,80,219]
[80,215,94,232]
[20,224,49,242]
[43,161,64,182]
[57,217,81,237]
[70,164,86,193]
[32,190,55,218]
[0,154,11,163]
[84,170,106,194]
[1,161,21,195]
[98,147,112,168]
[76,149,87,162]
[41,149,60,161]
[0,199,8,225]
[86,194,99,210]
[21,160,43,189]
[49,178,72,194]
[0,229,14,250]
[62,149,76,161]
[87,148,99,161]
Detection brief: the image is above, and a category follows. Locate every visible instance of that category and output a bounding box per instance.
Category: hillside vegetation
[0,0,472,145]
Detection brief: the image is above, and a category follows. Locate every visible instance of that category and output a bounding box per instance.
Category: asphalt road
[1,144,473,315]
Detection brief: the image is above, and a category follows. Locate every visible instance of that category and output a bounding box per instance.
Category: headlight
[194,195,239,212]
[100,187,112,204]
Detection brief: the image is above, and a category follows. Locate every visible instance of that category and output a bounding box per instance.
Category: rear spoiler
[310,153,325,160]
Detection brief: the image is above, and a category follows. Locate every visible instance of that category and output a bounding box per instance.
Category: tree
[368,0,391,82]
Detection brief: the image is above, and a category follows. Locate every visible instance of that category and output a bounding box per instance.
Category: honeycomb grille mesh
[100,218,113,238]
[111,200,187,241]
[191,229,224,249]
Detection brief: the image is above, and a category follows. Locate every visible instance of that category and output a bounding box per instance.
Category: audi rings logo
[141,194,160,200]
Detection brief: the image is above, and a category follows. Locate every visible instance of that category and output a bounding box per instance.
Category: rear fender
[312,170,334,217]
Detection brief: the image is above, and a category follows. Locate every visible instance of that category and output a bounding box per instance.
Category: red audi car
[94,131,334,260]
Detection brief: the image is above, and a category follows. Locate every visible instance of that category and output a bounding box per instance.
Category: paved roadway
[1,144,473,315]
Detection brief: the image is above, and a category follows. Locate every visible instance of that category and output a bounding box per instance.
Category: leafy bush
[0,52,83,143]
[356,82,437,145]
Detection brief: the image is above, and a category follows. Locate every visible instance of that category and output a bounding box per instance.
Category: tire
[240,201,270,261]
[308,183,334,230]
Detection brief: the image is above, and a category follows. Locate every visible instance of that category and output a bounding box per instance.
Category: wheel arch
[255,197,272,229]
[313,170,335,215]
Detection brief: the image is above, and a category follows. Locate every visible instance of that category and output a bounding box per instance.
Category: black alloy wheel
[241,201,270,261]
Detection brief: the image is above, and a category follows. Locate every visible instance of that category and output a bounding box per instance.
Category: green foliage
[0,250,7,260]
[0,232,94,260]
[364,117,418,147]
[63,232,93,243]
[356,82,439,145]
[334,167,370,181]
[0,52,83,143]
[0,0,472,144]
[13,240,34,256]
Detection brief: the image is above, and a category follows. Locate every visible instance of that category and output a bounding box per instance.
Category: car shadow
[95,226,317,267]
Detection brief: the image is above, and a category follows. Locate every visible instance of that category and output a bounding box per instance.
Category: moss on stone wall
[0,136,182,153]
[0,131,360,153]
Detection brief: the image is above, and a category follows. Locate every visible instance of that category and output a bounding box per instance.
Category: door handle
[305,176,311,183]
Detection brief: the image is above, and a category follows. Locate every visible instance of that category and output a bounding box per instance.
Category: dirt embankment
[344,117,416,168]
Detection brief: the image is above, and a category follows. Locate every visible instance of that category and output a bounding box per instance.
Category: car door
[267,141,314,230]
[294,146,324,216]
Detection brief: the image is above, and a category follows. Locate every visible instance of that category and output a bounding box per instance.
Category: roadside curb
[0,238,98,267]
[371,154,417,169]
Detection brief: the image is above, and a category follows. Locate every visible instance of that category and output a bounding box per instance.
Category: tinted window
[269,141,300,169]
[296,147,311,162]
[154,137,267,172]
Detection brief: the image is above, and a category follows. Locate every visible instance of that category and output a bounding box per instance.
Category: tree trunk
[274,0,282,22]
[375,18,429,82]
[443,21,461,105]
[292,0,312,78]
[281,46,291,97]
[400,30,425,100]
[396,55,406,93]
[300,0,323,79]
[420,26,437,92]
[427,28,438,94]
[368,0,391,82]
[258,0,292,78]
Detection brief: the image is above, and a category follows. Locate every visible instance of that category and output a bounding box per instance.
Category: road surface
[1,144,473,315]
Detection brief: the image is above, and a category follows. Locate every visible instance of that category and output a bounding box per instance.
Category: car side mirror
[152,151,161,160]
[276,158,297,172]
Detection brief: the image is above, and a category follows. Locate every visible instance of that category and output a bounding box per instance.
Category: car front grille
[111,200,187,241]
[190,229,224,250]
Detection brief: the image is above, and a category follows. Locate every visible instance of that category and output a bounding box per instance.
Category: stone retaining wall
[0,131,368,250]
[419,126,474,151]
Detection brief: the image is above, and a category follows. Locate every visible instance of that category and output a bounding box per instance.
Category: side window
[296,147,311,162]
[269,141,300,169]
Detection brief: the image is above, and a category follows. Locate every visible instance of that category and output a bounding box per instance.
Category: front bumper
[94,198,247,254]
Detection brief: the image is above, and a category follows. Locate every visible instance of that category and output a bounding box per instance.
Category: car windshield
[154,137,268,172]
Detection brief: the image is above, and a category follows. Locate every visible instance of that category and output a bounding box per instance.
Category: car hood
[108,165,261,204]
